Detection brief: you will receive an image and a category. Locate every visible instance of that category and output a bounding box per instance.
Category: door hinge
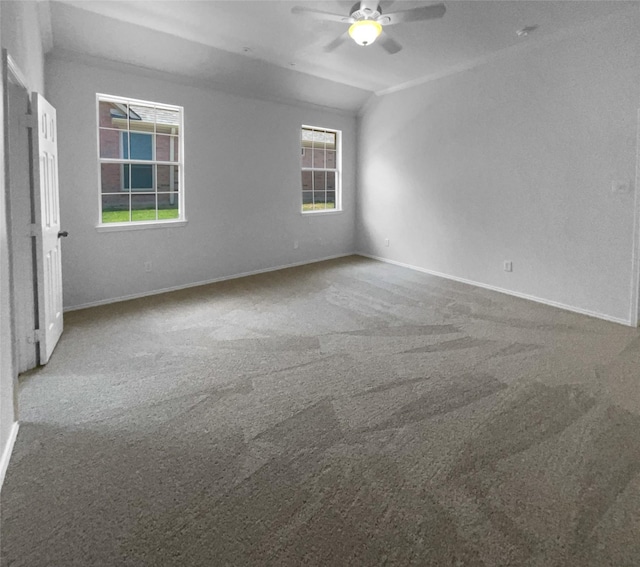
[29,224,38,237]
[27,329,42,344]
[20,113,36,129]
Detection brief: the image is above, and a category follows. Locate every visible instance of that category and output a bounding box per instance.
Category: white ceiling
[46,0,637,113]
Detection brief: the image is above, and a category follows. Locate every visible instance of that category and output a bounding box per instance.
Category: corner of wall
[0,5,19,490]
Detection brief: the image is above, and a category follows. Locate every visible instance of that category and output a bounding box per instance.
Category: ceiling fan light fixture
[348,19,382,46]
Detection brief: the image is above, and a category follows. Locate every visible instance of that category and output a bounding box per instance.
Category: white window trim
[300,209,344,216]
[300,124,342,215]
[96,220,188,232]
[96,93,186,228]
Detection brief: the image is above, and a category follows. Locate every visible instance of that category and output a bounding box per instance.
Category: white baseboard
[0,422,19,492]
[65,253,354,312]
[358,253,632,327]
[65,251,632,326]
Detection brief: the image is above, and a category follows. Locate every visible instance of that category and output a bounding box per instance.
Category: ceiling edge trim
[375,5,639,98]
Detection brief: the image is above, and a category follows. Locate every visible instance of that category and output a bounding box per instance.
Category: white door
[31,92,64,364]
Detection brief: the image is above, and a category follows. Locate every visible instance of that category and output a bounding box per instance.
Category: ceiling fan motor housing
[350,2,382,21]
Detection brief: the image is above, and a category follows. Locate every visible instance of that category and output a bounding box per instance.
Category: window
[97,94,184,225]
[301,126,341,213]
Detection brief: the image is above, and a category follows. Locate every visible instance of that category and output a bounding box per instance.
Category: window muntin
[97,95,183,225]
[301,126,341,213]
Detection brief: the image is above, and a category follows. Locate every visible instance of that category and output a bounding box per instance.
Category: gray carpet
[2,256,640,566]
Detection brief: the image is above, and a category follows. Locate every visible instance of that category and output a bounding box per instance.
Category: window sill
[96,219,188,232]
[301,210,344,216]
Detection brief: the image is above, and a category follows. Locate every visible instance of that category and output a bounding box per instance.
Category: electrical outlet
[611,180,631,194]
[293,240,299,249]
[144,261,152,272]
[384,238,390,247]
[503,260,512,272]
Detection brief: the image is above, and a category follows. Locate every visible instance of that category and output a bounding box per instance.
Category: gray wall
[357,10,640,324]
[1,1,45,94]
[46,54,357,310]
[0,0,12,476]
[1,0,45,481]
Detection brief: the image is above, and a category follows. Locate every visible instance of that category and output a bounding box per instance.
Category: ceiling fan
[291,1,446,54]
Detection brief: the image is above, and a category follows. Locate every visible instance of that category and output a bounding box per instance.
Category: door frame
[3,50,39,371]
[631,108,640,327]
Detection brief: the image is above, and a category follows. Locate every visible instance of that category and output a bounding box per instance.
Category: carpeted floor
[2,256,640,566]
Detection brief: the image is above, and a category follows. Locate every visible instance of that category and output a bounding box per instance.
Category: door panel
[32,93,63,364]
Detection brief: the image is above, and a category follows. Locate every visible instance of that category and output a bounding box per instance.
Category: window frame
[96,93,186,230]
[300,125,342,215]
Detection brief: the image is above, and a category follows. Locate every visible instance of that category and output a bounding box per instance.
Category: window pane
[313,149,325,168]
[129,132,153,160]
[300,126,339,214]
[131,194,157,221]
[124,164,154,191]
[313,171,326,191]
[101,163,125,193]
[156,108,180,136]
[311,130,326,150]
[156,135,179,162]
[301,147,312,168]
[172,137,179,162]
[121,131,129,159]
[102,194,129,223]
[325,132,336,150]
[156,165,179,192]
[301,171,312,191]
[129,105,156,132]
[157,192,179,219]
[99,128,122,159]
[313,191,327,209]
[99,101,128,129]
[327,171,336,191]
[99,96,183,225]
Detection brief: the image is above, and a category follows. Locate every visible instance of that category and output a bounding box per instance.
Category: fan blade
[324,32,350,52]
[291,6,353,24]
[380,3,445,26]
[378,32,402,54]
